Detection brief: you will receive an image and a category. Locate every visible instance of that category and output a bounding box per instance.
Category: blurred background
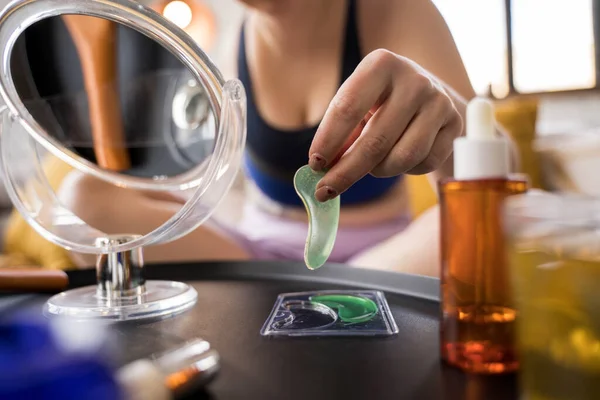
[0,0,599,267]
[2,0,597,132]
[131,0,600,135]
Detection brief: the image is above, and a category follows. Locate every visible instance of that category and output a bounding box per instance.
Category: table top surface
[1,261,518,400]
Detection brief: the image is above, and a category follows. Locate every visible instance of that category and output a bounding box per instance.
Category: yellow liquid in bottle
[510,234,600,400]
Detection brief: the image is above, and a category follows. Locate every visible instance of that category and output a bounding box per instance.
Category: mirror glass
[10,15,216,179]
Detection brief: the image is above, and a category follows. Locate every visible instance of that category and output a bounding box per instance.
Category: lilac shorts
[215,203,411,263]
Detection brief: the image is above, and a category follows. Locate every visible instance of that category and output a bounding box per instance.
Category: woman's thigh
[347,206,440,277]
[58,171,250,267]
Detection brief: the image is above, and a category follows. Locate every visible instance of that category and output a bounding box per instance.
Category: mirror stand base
[44,234,197,321]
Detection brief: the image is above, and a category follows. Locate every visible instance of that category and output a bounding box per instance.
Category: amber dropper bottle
[439,97,527,374]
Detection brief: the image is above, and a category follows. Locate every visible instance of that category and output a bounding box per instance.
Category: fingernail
[315,186,338,202]
[309,153,327,171]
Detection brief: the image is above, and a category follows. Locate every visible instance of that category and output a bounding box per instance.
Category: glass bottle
[439,97,528,374]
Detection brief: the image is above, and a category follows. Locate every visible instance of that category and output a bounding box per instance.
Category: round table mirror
[0,0,247,321]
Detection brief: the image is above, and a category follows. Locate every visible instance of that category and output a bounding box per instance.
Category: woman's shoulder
[357,0,445,52]
[357,0,474,99]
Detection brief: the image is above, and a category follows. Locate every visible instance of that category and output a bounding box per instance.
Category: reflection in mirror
[10,15,217,179]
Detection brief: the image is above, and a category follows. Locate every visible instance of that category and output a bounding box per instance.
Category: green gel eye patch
[293,165,340,270]
[309,294,379,323]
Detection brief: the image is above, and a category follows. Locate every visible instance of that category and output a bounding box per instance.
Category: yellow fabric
[3,157,76,270]
[494,97,542,188]
[406,175,437,218]
[4,97,541,268]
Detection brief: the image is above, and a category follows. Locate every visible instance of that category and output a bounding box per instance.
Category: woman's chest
[249,53,340,131]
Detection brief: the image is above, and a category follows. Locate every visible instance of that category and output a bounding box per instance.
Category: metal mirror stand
[96,235,145,300]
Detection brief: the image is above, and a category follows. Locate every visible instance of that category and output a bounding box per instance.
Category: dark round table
[1,261,518,400]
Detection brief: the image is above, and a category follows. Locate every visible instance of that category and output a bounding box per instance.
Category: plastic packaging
[260,290,398,337]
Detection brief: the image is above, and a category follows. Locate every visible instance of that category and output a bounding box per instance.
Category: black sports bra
[238,0,401,206]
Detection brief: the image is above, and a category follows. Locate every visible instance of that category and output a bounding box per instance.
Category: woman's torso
[238,0,411,227]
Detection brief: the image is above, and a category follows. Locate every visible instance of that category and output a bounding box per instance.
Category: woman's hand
[309,49,464,202]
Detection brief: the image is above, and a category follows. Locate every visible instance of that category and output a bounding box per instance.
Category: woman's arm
[349,205,440,277]
[308,0,517,200]
[369,0,517,181]
[365,0,476,100]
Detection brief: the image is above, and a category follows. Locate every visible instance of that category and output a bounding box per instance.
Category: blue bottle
[0,313,124,400]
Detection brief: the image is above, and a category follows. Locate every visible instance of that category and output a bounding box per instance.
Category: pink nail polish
[309,154,327,171]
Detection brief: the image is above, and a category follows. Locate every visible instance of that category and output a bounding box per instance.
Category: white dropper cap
[453,97,509,180]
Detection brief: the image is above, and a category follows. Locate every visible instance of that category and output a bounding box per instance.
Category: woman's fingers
[309,49,465,202]
[329,112,370,167]
[314,87,420,202]
[405,111,462,175]
[308,50,395,171]
[371,92,458,177]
